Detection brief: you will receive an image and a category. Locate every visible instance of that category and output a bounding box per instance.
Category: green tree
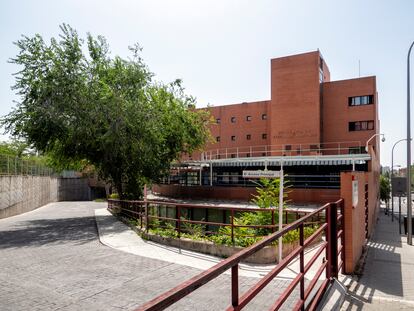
[1,24,210,199]
[379,174,391,203]
[251,177,289,208]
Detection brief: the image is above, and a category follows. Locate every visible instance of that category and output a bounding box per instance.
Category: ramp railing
[131,199,344,311]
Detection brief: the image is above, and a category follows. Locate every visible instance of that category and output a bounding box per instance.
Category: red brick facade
[195,50,378,159]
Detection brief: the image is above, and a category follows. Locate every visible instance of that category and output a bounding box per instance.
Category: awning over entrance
[176,154,371,168]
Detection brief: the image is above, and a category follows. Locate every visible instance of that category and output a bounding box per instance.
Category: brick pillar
[340,172,368,274]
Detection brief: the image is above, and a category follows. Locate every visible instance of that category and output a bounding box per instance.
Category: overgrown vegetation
[2,24,211,198]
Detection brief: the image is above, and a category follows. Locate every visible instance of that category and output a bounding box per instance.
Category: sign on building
[392,177,407,197]
[242,170,281,178]
[352,180,358,207]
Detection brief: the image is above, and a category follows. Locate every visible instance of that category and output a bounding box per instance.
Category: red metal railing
[182,140,364,161]
[108,199,324,243]
[131,199,344,311]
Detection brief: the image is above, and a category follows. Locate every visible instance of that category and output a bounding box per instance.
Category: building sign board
[352,180,358,207]
[242,170,281,178]
[392,177,407,197]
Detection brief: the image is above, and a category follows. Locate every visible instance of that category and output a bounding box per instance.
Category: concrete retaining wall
[146,233,301,264]
[58,178,91,201]
[0,176,98,219]
[0,175,58,219]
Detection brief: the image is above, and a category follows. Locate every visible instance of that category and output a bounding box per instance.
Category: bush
[108,193,119,199]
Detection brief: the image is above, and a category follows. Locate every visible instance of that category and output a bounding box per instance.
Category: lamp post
[407,40,414,246]
[365,133,385,153]
[391,139,407,220]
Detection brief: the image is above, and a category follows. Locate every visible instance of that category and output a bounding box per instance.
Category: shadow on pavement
[0,214,129,249]
[342,208,404,310]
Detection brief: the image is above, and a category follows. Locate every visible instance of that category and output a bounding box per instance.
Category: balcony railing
[183,140,365,161]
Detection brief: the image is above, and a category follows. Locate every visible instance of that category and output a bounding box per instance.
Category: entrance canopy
[175,154,370,168]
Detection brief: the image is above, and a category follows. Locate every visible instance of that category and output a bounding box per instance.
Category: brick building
[154,51,380,204]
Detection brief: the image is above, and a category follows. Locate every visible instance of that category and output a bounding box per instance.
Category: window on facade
[231,117,236,123]
[216,118,221,124]
[348,95,374,106]
[231,135,236,141]
[262,152,267,157]
[262,114,267,120]
[216,136,220,142]
[262,133,267,139]
[285,145,292,151]
[246,153,251,158]
[231,154,236,158]
[349,120,374,131]
[349,146,366,154]
[246,134,251,140]
[246,116,252,121]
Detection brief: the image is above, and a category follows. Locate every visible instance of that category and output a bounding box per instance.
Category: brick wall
[152,184,340,204]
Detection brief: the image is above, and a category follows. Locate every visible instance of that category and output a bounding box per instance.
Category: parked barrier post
[140,202,143,229]
[145,202,149,233]
[325,204,332,280]
[329,203,339,278]
[231,209,235,246]
[299,224,305,311]
[177,206,181,239]
[231,264,239,307]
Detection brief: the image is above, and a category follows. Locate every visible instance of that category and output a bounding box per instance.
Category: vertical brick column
[340,172,368,274]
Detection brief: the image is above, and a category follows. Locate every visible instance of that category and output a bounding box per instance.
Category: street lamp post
[407,40,414,246]
[391,139,407,220]
[365,133,385,153]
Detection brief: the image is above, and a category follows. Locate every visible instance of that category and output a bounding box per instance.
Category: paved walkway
[341,207,414,310]
[0,201,308,310]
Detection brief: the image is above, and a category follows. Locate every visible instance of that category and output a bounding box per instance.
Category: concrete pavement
[341,207,414,310]
[0,201,304,310]
[95,208,326,280]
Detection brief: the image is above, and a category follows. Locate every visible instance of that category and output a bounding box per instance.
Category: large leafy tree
[1,24,211,199]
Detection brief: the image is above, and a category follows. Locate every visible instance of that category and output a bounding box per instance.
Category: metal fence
[136,199,345,310]
[0,154,54,176]
[108,199,325,243]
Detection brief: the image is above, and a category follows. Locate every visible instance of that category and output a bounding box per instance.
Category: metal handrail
[108,199,325,243]
[184,140,365,161]
[134,198,344,311]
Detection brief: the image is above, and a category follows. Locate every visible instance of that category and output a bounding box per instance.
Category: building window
[216,136,220,142]
[246,115,252,121]
[349,120,374,131]
[246,134,251,140]
[231,135,236,141]
[349,95,374,106]
[262,114,267,120]
[349,146,366,154]
[246,153,251,157]
[262,133,267,139]
[262,152,267,157]
[231,117,236,123]
[216,118,221,124]
[231,154,236,158]
[285,145,292,151]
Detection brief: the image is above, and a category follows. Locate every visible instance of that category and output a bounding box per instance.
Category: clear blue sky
[0,0,413,167]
